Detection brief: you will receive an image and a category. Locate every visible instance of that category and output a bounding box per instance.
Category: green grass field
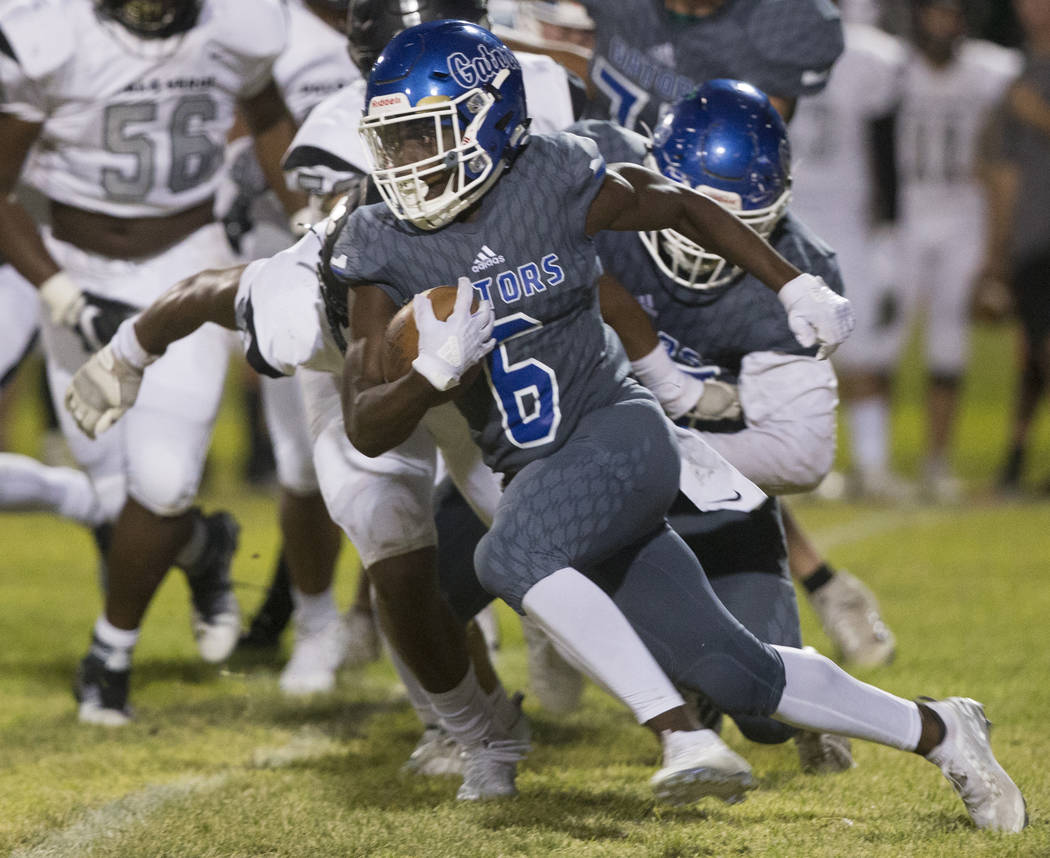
[2,324,1049,857]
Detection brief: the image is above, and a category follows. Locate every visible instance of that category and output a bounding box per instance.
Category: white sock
[772,645,922,750]
[487,684,520,733]
[426,663,498,748]
[0,453,105,527]
[521,567,684,725]
[174,513,208,569]
[93,616,139,670]
[292,586,338,636]
[386,645,439,727]
[848,396,891,475]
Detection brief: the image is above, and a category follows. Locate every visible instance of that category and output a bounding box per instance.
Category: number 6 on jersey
[487,313,561,448]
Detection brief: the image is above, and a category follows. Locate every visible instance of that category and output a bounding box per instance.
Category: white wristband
[629,344,704,420]
[39,270,83,326]
[110,317,157,370]
[411,352,457,392]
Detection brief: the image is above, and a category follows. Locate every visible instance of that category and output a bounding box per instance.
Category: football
[382,285,484,394]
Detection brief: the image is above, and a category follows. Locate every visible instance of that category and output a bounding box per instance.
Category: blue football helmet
[640,79,792,291]
[358,19,530,230]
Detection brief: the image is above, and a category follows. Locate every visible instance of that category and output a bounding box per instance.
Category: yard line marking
[806,506,954,552]
[11,730,344,858]
[11,775,228,858]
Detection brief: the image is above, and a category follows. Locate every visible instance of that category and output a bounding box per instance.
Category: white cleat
[808,570,896,667]
[521,615,584,715]
[279,614,350,696]
[651,729,756,806]
[922,697,1027,833]
[401,725,465,777]
[793,730,855,774]
[456,737,530,801]
[192,608,240,664]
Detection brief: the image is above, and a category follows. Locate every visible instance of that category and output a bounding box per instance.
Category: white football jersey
[790,23,906,234]
[896,39,1021,220]
[0,0,287,218]
[277,0,360,125]
[284,50,578,197]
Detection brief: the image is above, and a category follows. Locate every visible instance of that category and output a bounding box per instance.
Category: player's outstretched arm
[64,266,246,438]
[598,274,740,422]
[587,164,855,356]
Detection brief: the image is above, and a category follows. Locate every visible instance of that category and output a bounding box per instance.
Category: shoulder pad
[204,0,287,60]
[960,40,1024,80]
[568,119,646,164]
[0,0,75,79]
[746,0,843,72]
[283,83,371,191]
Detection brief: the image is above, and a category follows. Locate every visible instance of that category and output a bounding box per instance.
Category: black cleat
[74,649,132,726]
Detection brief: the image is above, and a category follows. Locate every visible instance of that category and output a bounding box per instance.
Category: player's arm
[0,113,138,349]
[64,265,246,439]
[587,163,798,286]
[0,113,59,287]
[240,79,308,220]
[598,273,740,422]
[341,285,449,457]
[972,106,1020,321]
[343,279,495,458]
[586,163,854,355]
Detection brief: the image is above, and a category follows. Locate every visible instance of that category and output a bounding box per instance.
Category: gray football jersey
[574,120,844,375]
[330,132,632,475]
[578,0,843,131]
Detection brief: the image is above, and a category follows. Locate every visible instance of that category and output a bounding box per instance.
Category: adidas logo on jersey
[471,245,505,273]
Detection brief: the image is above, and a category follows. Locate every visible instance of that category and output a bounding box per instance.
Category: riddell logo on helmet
[369,94,408,111]
[447,45,520,89]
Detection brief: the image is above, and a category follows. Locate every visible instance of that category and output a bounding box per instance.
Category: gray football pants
[471,395,786,720]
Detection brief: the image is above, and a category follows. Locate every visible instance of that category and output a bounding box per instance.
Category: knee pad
[474,528,559,614]
[732,714,797,745]
[271,433,319,495]
[126,446,200,516]
[261,375,318,494]
[685,642,785,720]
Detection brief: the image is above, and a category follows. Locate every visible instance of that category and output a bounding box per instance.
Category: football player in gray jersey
[574,0,843,128]
[333,20,1023,829]
[579,81,896,668]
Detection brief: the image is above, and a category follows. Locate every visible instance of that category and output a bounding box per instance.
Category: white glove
[680,379,742,426]
[64,318,155,438]
[411,276,495,392]
[777,273,856,359]
[40,271,137,352]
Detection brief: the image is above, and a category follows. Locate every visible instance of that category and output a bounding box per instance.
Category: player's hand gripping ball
[382,277,494,397]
